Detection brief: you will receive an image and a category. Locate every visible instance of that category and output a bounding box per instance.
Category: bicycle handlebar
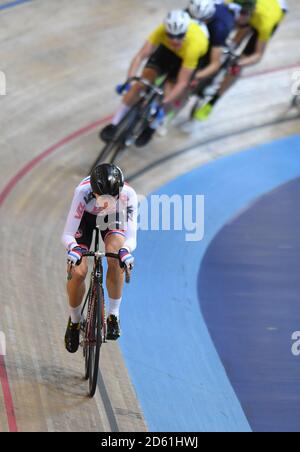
[120,77,164,98]
[67,252,132,283]
[82,251,119,259]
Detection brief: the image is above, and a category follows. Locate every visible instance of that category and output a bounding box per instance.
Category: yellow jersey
[250,0,285,42]
[148,22,209,71]
[227,0,285,42]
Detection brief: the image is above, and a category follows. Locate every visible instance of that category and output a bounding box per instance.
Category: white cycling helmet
[188,0,216,21]
[165,10,191,36]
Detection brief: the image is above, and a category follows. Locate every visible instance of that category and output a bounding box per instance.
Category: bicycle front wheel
[80,288,91,381]
[88,284,105,398]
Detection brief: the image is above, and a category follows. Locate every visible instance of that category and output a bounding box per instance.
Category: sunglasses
[166,32,186,41]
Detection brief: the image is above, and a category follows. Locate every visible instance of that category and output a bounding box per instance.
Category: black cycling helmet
[235,0,257,13]
[90,163,124,197]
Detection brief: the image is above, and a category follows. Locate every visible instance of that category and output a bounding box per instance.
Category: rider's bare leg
[163,80,175,110]
[163,77,191,116]
[219,72,240,97]
[67,257,88,309]
[105,233,126,317]
[66,257,88,324]
[123,67,158,106]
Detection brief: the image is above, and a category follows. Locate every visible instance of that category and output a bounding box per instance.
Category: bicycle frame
[81,227,105,347]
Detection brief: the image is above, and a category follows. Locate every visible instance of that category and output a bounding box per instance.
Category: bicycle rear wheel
[88,283,105,398]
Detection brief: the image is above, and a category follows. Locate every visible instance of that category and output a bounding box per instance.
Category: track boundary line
[0,116,112,208]
[0,0,34,11]
[0,355,18,432]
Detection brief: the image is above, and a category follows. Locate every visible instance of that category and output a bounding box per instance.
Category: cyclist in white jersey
[62,164,138,353]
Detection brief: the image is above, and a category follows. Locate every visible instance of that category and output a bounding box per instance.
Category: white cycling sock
[108,297,122,319]
[70,306,82,324]
[112,104,130,126]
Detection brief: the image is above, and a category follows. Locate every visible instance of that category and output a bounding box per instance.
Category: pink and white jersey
[62,177,138,252]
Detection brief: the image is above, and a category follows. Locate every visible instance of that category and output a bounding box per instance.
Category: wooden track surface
[0,0,299,432]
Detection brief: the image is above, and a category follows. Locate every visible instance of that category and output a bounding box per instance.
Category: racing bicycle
[68,226,131,398]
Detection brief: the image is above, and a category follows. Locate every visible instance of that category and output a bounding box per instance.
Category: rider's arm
[238,39,267,67]
[62,187,86,251]
[127,41,157,79]
[237,19,276,68]
[195,47,223,80]
[233,26,252,46]
[163,67,194,106]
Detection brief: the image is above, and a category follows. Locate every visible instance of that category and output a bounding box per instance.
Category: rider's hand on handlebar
[119,248,134,270]
[190,78,200,89]
[190,70,204,89]
[67,247,85,266]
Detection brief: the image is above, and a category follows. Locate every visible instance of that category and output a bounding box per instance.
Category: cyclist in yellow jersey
[194,0,287,121]
[100,10,209,147]
[147,21,208,71]
[232,0,287,67]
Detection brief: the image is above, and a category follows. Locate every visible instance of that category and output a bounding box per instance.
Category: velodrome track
[0,0,300,432]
